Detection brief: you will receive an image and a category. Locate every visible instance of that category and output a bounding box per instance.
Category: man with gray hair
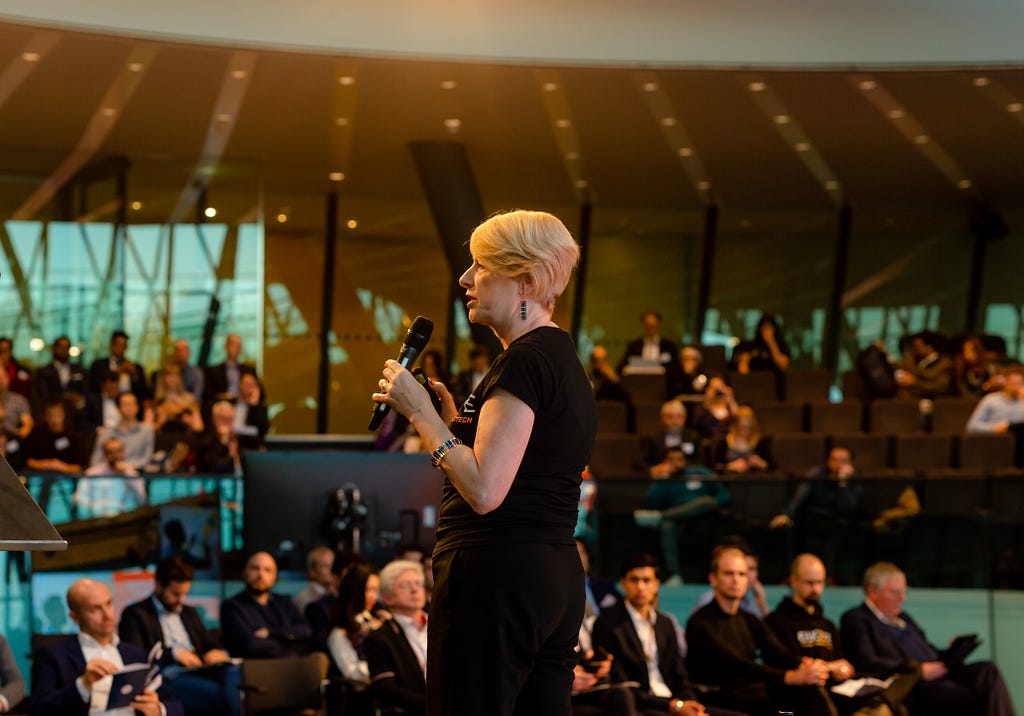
[293,547,337,614]
[840,562,1015,716]
[363,559,427,715]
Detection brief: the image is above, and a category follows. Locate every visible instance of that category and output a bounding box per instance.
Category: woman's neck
[494,315,557,349]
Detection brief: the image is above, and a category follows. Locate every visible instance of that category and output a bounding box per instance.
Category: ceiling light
[914,134,930,144]
[127,62,144,72]
[231,69,248,80]
[555,119,571,128]
[347,219,358,229]
[773,114,790,125]
[957,179,972,189]
[335,117,349,126]
[677,147,693,157]
[795,142,810,152]
[338,76,355,86]
[29,338,44,352]
[543,82,559,92]
[858,80,877,91]
[697,180,711,191]
[444,118,461,132]
[204,207,217,218]
[130,201,142,211]
[824,180,839,191]
[973,77,990,87]
[21,52,40,62]
[661,117,677,127]
[642,82,658,92]
[888,109,905,119]
[748,81,766,92]
[1008,103,1023,113]
[440,80,457,90]
[276,213,288,223]
[328,172,345,182]
[68,345,81,358]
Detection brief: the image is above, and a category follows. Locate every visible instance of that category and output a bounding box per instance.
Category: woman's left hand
[374,360,435,421]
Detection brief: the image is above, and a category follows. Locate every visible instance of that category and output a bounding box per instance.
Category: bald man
[30,578,182,716]
[765,555,919,716]
[220,551,312,658]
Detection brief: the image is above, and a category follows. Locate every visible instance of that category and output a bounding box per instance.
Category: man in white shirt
[966,368,1024,433]
[363,560,428,715]
[30,578,182,716]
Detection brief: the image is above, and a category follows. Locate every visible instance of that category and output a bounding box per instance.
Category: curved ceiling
[1,0,1024,66]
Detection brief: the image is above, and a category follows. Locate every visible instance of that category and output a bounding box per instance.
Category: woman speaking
[373,210,596,715]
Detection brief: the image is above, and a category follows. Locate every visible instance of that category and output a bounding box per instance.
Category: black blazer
[35,361,87,403]
[31,636,183,716]
[203,362,257,404]
[840,603,937,676]
[618,337,678,373]
[118,595,221,661]
[364,614,427,715]
[88,357,146,401]
[591,602,695,708]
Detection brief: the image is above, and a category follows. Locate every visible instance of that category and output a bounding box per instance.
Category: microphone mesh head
[405,316,434,351]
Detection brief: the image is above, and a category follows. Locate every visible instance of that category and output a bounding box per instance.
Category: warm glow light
[888,109,905,119]
[642,82,658,92]
[574,179,588,189]
[1008,103,1023,113]
[29,338,44,352]
[748,81,766,92]
[204,207,217,218]
[858,80,877,90]
[914,134,930,144]
[338,76,355,85]
[444,118,461,132]
[21,52,40,62]
[825,180,839,191]
[773,114,790,125]
[128,62,144,72]
[329,172,345,182]
[973,77,991,87]
[543,82,558,92]
[347,219,358,229]
[677,147,693,157]
[231,69,248,79]
[555,119,571,128]
[566,152,579,161]
[795,142,810,152]
[697,180,712,191]
[101,107,117,117]
[336,117,349,126]
[276,213,288,223]
[131,201,142,211]
[69,346,81,358]
[441,80,457,90]
[661,117,677,127]
[216,113,232,123]
[958,179,972,189]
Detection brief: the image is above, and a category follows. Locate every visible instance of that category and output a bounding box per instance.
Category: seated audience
[75,437,148,517]
[571,648,638,716]
[82,370,122,432]
[89,392,155,470]
[712,405,771,473]
[364,560,428,715]
[196,401,240,474]
[293,546,338,615]
[159,339,205,400]
[30,577,183,716]
[766,554,920,716]
[966,367,1024,434]
[203,334,256,406]
[642,399,702,467]
[955,334,1000,396]
[691,544,769,619]
[119,556,240,716]
[841,561,1015,716]
[893,331,954,398]
[634,447,728,586]
[232,373,269,450]
[326,563,383,686]
[669,346,710,398]
[23,398,86,474]
[0,337,32,400]
[152,363,200,419]
[0,368,32,440]
[693,376,737,441]
[88,329,147,404]
[576,539,622,655]
[305,550,369,652]
[35,335,87,412]
[453,343,492,408]
[0,403,25,472]
[686,547,834,716]
[0,631,24,714]
[221,551,311,658]
[589,345,631,403]
[591,553,728,716]
[731,313,790,374]
[618,310,678,375]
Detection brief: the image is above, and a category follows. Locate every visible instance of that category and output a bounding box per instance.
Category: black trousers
[427,542,584,716]
[907,660,1015,716]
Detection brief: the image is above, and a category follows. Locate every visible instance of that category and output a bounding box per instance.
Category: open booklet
[830,674,896,699]
[104,642,164,710]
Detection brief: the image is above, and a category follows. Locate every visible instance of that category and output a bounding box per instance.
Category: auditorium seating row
[619,367,832,405]
[589,431,1023,477]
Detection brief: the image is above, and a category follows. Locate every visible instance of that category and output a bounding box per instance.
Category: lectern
[0,456,66,551]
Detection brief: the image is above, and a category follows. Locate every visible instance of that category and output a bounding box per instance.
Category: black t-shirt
[436,326,596,555]
[23,426,85,466]
[765,596,845,664]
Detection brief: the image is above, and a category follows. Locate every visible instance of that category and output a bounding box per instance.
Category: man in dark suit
[203,334,257,406]
[221,551,311,658]
[88,330,146,404]
[31,577,183,716]
[591,552,735,716]
[119,556,240,716]
[364,559,428,715]
[35,335,87,413]
[617,310,678,375]
[840,562,1015,716]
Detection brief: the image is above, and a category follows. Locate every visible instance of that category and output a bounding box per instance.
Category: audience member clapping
[712,405,771,473]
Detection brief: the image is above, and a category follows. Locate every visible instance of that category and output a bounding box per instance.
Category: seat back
[959,433,1015,469]
[784,369,832,403]
[769,433,827,473]
[589,434,646,479]
[699,344,728,375]
[829,434,891,471]
[753,403,806,435]
[728,371,779,404]
[930,398,979,435]
[892,434,953,470]
[808,401,863,434]
[620,373,667,405]
[868,400,924,434]
[240,652,329,715]
[595,400,629,434]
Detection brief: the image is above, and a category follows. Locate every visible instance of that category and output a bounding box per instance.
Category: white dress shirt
[624,601,672,698]
[391,612,428,677]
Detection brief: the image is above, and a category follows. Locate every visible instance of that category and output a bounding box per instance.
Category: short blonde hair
[469,210,579,310]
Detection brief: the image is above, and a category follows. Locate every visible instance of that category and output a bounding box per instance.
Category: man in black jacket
[765,554,919,716]
[364,559,428,715]
[592,553,739,716]
[119,556,240,716]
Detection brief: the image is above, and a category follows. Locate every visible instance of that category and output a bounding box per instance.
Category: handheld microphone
[368,315,434,431]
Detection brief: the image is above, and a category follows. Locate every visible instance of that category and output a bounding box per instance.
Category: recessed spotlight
[677,147,693,157]
[888,109,905,119]
[29,338,45,352]
[858,80,877,91]
[130,201,142,211]
[795,142,810,152]
[127,62,144,72]
[914,134,930,144]
[21,52,40,62]
[661,117,677,127]
[231,69,248,80]
[958,179,972,189]
[574,179,588,189]
[335,117,349,126]
[642,82,658,92]
[346,219,358,229]
[101,107,117,117]
[204,207,217,218]
[444,118,461,132]
[555,119,571,128]
[973,77,991,87]
[543,82,558,92]
[276,213,288,223]
[440,80,457,90]
[338,76,355,86]
[1008,103,1023,113]
[773,114,790,125]
[328,172,345,182]
[748,81,766,92]
[825,180,840,191]
[697,180,711,191]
